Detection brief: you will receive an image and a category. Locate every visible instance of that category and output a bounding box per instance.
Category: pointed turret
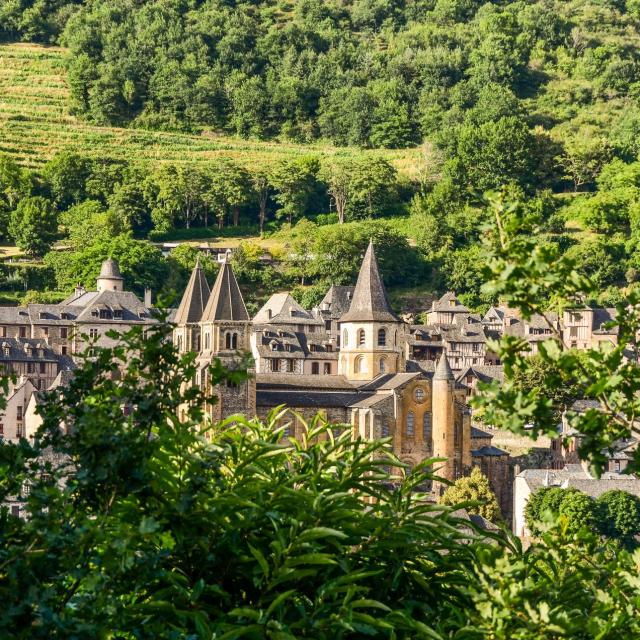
[434,352,454,380]
[201,262,249,322]
[339,241,399,323]
[174,259,210,325]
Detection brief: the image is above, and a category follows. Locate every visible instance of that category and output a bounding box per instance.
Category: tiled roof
[98,258,123,280]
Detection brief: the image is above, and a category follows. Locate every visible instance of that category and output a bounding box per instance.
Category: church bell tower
[338,241,405,381]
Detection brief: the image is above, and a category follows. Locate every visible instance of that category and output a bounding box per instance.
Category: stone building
[251,293,337,375]
[174,241,473,485]
[174,258,256,423]
[0,258,157,358]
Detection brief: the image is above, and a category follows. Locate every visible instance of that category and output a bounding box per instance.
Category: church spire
[434,352,454,380]
[201,261,249,322]
[339,240,400,323]
[174,258,210,324]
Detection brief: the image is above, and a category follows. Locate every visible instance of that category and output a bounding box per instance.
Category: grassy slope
[0,42,426,177]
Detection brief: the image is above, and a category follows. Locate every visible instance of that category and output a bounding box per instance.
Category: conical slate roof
[201,261,249,322]
[174,259,210,325]
[339,241,400,323]
[434,352,454,380]
[99,258,123,280]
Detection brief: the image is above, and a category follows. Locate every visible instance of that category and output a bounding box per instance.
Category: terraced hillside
[0,43,425,175]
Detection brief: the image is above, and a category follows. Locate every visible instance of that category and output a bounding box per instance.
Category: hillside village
[2,243,638,534]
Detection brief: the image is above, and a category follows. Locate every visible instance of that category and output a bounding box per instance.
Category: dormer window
[114,310,123,320]
[91,309,99,318]
[61,312,70,320]
[310,344,317,352]
[449,299,455,307]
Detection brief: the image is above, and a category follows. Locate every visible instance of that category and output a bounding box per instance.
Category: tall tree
[9,196,58,257]
[269,156,319,225]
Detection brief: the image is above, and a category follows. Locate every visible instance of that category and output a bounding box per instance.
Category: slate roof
[0,307,28,323]
[257,390,364,409]
[471,426,493,440]
[98,258,123,280]
[519,466,640,498]
[592,308,618,334]
[0,338,61,362]
[430,292,469,313]
[318,286,355,320]
[339,241,400,323]
[433,353,454,380]
[201,262,249,322]
[257,373,356,390]
[74,290,151,322]
[457,365,505,384]
[174,259,210,325]
[254,293,323,326]
[358,372,421,392]
[254,327,337,360]
[471,445,509,457]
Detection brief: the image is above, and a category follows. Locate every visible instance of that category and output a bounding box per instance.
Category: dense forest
[2,0,640,310]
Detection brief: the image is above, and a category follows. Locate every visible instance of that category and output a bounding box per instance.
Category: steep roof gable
[339,241,400,323]
[174,259,210,325]
[201,262,249,322]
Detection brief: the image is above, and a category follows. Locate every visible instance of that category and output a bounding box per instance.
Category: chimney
[144,288,152,308]
[75,284,86,298]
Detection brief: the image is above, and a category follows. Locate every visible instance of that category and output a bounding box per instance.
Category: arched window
[423,412,432,443]
[354,355,366,374]
[377,328,386,346]
[204,333,210,350]
[406,411,415,437]
[231,333,238,349]
[379,357,387,373]
[381,421,390,438]
[358,329,365,346]
[225,332,232,349]
[342,329,348,347]
[394,330,398,345]
[177,335,183,352]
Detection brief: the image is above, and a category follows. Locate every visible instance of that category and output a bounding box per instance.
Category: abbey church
[173,241,473,483]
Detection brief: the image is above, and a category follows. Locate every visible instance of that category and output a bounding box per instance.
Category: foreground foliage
[1,323,640,637]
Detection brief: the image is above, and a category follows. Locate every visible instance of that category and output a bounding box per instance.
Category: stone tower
[199,260,256,422]
[97,258,124,292]
[432,352,456,483]
[173,258,210,353]
[338,241,405,381]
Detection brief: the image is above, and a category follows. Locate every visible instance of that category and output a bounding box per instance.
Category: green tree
[44,233,167,295]
[148,165,209,232]
[9,196,58,257]
[0,155,32,241]
[206,159,253,228]
[0,321,482,637]
[439,467,501,522]
[596,490,640,546]
[42,152,92,209]
[270,156,320,225]
[61,199,128,248]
